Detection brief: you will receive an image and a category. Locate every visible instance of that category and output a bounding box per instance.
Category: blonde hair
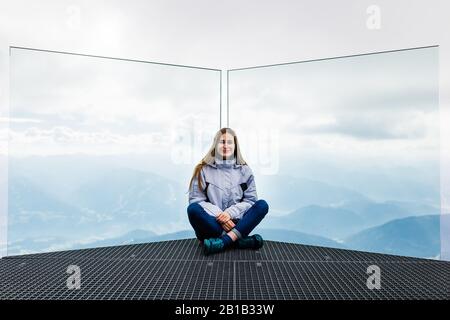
[187,127,247,193]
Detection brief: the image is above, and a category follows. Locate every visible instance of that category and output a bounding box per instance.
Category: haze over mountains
[7,155,441,259]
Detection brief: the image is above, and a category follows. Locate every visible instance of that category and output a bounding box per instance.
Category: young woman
[187,127,269,255]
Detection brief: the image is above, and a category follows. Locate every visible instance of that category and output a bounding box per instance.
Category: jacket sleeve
[188,168,223,217]
[224,167,258,220]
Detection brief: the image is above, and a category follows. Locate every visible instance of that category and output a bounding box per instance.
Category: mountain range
[5,155,442,259]
[7,215,441,259]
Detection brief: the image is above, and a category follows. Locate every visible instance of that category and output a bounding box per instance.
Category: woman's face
[216,132,235,159]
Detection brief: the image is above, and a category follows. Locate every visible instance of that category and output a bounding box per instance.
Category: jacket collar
[209,162,244,169]
[208,156,244,169]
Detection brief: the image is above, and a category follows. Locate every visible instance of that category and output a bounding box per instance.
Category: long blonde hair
[187,127,247,193]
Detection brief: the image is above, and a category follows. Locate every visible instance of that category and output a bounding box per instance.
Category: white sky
[5,47,221,158]
[229,47,439,176]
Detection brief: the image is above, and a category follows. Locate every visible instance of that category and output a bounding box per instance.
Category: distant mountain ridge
[260,199,439,240]
[8,215,441,259]
[8,166,190,241]
[345,215,440,258]
[6,156,441,258]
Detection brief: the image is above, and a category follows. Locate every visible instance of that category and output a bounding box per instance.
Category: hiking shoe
[203,238,225,255]
[234,234,264,250]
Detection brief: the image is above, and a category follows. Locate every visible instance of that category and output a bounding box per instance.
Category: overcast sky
[230,47,439,174]
[7,47,221,159]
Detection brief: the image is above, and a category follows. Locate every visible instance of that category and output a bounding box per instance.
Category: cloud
[0,117,42,123]
[298,109,438,140]
[10,47,220,133]
[230,46,438,142]
[4,126,173,156]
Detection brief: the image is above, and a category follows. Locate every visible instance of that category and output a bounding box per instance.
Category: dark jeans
[187,199,269,241]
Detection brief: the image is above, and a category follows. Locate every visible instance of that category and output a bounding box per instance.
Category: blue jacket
[188,157,258,220]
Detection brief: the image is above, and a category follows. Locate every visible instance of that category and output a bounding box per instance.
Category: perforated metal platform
[0,239,448,300]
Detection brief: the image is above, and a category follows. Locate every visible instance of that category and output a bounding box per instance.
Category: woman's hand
[221,219,236,232]
[216,212,232,224]
[217,212,235,231]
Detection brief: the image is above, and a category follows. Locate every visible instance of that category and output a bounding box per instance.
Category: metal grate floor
[1,239,449,300]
